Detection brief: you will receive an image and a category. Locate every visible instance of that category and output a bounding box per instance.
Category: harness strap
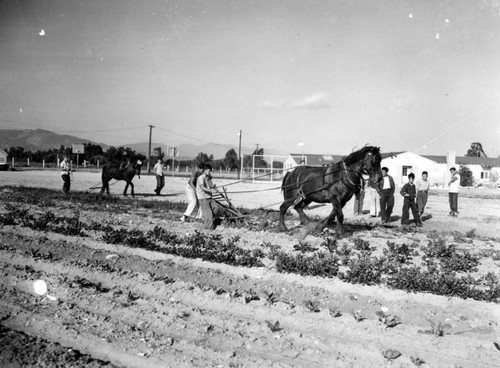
[342,161,362,191]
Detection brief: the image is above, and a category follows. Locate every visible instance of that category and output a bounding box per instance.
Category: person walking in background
[400,173,422,227]
[448,167,460,216]
[196,164,216,230]
[60,156,71,194]
[378,167,395,224]
[416,171,431,216]
[153,159,165,195]
[353,176,368,215]
[181,163,203,222]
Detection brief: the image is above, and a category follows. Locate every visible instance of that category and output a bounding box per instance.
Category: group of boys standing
[354,166,461,227]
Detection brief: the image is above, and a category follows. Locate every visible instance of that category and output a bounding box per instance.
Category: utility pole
[254,143,260,152]
[238,130,242,179]
[148,124,155,174]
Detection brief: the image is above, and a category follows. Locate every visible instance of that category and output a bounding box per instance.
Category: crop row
[276,237,499,303]
[1,203,498,302]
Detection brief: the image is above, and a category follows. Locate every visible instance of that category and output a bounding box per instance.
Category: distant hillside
[0,128,288,159]
[0,129,108,151]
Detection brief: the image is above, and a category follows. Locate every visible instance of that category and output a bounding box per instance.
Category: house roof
[420,155,500,168]
[381,151,405,159]
[289,153,336,166]
[0,148,8,156]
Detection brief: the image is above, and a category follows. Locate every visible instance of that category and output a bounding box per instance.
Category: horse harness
[292,160,362,205]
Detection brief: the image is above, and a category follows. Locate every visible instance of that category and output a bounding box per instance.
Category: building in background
[0,148,8,170]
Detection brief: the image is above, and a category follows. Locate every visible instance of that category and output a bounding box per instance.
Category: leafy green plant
[375,308,401,328]
[275,251,339,277]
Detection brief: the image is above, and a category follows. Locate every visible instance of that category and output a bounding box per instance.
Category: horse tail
[282,170,292,192]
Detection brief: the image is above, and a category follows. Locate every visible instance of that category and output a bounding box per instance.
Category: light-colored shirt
[449,174,460,193]
[60,160,70,174]
[153,162,164,176]
[196,173,209,199]
[416,180,431,192]
[382,176,391,190]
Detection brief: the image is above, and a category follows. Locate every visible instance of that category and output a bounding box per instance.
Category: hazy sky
[1,0,500,156]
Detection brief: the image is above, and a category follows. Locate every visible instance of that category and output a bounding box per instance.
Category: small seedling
[266,320,283,332]
[410,356,426,366]
[177,311,190,319]
[244,291,260,304]
[375,308,401,328]
[263,291,278,305]
[329,306,342,318]
[418,319,452,337]
[305,300,320,313]
[127,290,140,302]
[352,309,365,322]
[382,349,401,360]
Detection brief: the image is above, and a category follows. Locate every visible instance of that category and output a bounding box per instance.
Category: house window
[402,166,412,176]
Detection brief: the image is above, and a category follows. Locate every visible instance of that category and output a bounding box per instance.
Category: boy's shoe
[180,216,186,222]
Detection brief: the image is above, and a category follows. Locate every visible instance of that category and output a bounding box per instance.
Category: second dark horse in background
[100,160,143,197]
[279,146,382,234]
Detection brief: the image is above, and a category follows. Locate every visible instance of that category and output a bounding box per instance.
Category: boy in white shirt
[416,171,431,216]
[448,167,460,217]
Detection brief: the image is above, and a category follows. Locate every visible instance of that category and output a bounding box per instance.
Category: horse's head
[360,146,383,186]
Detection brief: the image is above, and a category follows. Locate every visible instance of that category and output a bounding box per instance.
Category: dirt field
[1,170,499,367]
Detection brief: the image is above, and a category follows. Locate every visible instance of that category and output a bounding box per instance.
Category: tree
[195,152,213,166]
[459,165,474,187]
[490,170,499,184]
[251,147,268,168]
[223,149,239,171]
[466,142,487,158]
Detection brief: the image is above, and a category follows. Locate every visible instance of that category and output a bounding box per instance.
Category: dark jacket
[378,175,395,194]
[400,182,417,200]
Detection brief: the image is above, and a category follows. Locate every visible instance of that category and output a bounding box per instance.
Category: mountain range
[0,129,287,159]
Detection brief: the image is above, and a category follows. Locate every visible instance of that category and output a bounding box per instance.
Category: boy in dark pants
[378,167,395,224]
[400,173,422,227]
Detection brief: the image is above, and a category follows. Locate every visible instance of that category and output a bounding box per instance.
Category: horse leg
[294,199,312,225]
[316,197,342,233]
[130,182,134,198]
[279,198,294,232]
[123,182,129,196]
[101,180,110,196]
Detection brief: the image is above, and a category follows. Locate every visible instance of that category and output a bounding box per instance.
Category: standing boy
[153,159,165,195]
[400,173,422,227]
[448,167,460,216]
[60,156,71,193]
[181,164,203,222]
[378,167,395,224]
[353,176,368,215]
[416,171,431,216]
[196,164,216,230]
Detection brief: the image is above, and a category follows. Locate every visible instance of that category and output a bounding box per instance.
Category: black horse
[279,146,382,233]
[100,160,142,197]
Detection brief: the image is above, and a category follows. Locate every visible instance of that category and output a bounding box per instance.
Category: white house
[381,151,500,187]
[0,148,8,170]
[380,151,443,186]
